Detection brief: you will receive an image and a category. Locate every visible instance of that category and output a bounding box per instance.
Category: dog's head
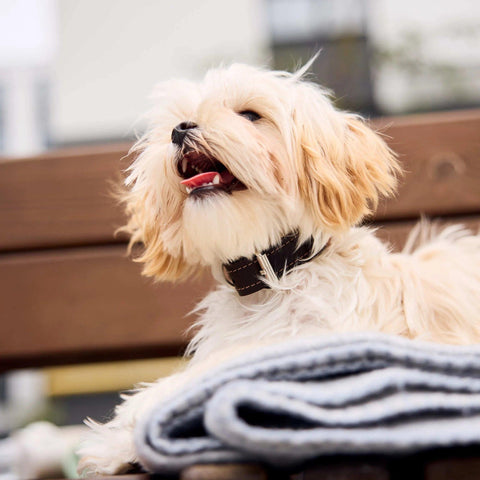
[122,63,400,281]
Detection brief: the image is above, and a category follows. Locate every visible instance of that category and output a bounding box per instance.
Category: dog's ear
[295,83,400,231]
[132,227,194,282]
[119,189,195,283]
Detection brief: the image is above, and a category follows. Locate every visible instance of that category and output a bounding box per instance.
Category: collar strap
[222,231,327,296]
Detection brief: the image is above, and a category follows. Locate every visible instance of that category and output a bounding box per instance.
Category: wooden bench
[1,108,480,479]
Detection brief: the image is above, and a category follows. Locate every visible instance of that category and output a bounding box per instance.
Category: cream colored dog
[78,62,480,475]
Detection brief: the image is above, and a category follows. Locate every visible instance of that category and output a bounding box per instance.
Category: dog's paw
[77,421,137,477]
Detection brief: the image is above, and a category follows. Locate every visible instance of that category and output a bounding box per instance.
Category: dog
[78,62,480,475]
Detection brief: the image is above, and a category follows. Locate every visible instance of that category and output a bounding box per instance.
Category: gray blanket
[135,333,480,474]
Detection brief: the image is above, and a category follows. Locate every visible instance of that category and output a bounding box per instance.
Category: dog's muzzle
[177,150,246,197]
[171,121,198,146]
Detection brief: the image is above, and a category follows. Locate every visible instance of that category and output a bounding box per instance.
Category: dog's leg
[77,371,187,476]
[77,344,260,475]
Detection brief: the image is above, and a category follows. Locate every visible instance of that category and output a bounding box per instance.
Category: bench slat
[0,245,213,370]
[2,218,479,369]
[1,110,479,251]
[0,144,130,251]
[373,217,480,251]
[375,110,480,220]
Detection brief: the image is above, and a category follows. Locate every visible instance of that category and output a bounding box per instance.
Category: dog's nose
[171,122,198,146]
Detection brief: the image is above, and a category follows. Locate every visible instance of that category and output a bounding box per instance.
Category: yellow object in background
[44,357,186,397]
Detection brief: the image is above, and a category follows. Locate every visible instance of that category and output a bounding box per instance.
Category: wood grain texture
[300,462,389,480]
[0,245,214,370]
[373,216,480,252]
[425,457,480,480]
[180,461,390,480]
[181,463,269,480]
[372,110,480,220]
[1,217,479,369]
[1,110,479,251]
[0,143,131,251]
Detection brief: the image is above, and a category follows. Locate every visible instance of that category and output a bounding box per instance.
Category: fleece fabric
[135,333,480,473]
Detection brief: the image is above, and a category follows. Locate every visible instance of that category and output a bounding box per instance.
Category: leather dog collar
[222,231,328,296]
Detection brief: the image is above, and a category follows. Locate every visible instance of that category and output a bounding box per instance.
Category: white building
[52,0,270,146]
[0,0,479,155]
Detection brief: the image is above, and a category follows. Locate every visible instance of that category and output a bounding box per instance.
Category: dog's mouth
[177,151,246,197]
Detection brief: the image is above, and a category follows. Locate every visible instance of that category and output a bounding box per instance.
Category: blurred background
[1,0,480,157]
[1,0,480,477]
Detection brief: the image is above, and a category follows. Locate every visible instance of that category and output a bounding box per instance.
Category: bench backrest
[1,109,479,371]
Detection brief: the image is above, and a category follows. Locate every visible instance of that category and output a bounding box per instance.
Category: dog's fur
[78,63,480,475]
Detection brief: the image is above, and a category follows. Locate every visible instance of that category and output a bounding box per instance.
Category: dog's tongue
[181,172,219,189]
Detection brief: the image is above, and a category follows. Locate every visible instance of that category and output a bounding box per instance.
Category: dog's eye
[238,110,261,122]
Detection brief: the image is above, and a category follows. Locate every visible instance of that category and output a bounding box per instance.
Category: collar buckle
[255,252,278,284]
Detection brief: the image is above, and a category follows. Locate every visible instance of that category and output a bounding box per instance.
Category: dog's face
[123,64,400,281]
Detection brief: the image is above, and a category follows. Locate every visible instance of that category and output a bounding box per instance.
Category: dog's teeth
[186,187,192,194]
[182,158,188,173]
[213,174,220,185]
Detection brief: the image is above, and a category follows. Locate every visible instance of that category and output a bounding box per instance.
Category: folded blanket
[135,333,480,474]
